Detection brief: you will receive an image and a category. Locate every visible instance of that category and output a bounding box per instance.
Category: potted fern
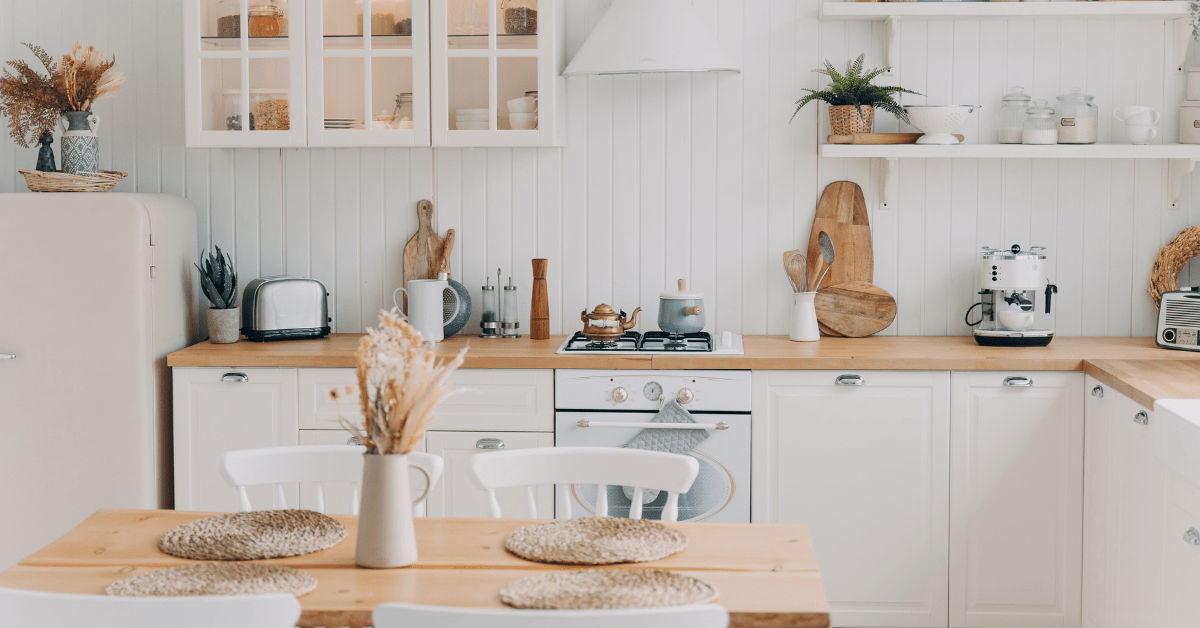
[792,53,920,136]
[196,246,240,344]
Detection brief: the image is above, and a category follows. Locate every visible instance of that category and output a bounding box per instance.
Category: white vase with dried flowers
[333,311,466,569]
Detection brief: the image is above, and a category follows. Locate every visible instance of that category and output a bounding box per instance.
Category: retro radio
[1157,287,1200,351]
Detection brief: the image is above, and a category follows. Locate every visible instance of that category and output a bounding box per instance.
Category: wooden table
[2,510,831,628]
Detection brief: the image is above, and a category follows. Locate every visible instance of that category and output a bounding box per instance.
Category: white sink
[1154,399,1200,488]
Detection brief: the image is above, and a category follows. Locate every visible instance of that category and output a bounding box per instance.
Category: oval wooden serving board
[815,281,897,338]
[807,181,872,292]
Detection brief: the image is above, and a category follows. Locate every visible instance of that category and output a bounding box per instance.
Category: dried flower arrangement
[0,41,125,147]
[332,312,467,455]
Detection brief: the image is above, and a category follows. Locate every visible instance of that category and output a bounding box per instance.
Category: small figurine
[35,130,56,173]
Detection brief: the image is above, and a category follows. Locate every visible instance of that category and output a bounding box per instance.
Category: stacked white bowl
[455,108,489,130]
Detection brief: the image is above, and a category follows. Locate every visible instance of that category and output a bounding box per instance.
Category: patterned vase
[60,111,100,175]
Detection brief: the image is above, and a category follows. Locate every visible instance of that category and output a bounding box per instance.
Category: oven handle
[575,419,729,431]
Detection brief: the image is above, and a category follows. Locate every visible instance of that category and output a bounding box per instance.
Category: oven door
[553,411,750,523]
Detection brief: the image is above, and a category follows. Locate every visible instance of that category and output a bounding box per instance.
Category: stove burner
[561,331,642,352]
[560,330,716,352]
[585,340,618,349]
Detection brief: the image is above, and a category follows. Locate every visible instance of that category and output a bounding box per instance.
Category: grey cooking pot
[658,279,705,335]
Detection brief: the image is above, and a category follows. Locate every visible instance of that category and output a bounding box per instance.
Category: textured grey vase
[207,307,240,344]
[60,111,99,175]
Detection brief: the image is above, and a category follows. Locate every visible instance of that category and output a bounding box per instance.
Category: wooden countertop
[167,334,1200,405]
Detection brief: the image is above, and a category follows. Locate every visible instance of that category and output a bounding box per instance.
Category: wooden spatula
[815,281,897,337]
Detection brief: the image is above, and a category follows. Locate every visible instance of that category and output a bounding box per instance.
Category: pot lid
[1057,87,1094,101]
[660,279,704,299]
[981,244,1046,260]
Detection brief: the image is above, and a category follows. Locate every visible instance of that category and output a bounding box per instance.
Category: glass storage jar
[273,0,288,35]
[395,0,412,35]
[216,0,242,37]
[223,89,246,130]
[250,88,289,130]
[1054,87,1098,144]
[1022,100,1058,145]
[357,0,396,35]
[392,93,414,129]
[501,0,537,34]
[998,86,1031,144]
[248,4,282,37]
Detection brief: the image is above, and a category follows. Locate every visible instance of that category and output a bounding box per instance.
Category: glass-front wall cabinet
[184,0,561,147]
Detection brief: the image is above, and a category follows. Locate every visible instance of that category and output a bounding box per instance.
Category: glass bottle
[998,86,1031,144]
[501,0,537,34]
[1022,100,1057,145]
[1054,88,1098,144]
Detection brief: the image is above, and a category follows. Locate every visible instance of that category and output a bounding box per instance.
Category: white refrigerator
[0,193,199,569]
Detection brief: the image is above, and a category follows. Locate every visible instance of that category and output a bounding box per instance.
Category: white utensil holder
[790,292,819,342]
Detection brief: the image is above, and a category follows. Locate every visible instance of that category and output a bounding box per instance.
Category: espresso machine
[965,245,1058,347]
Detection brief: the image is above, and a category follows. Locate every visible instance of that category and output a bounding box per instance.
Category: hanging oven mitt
[621,398,711,505]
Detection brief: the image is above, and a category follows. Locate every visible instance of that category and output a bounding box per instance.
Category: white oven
[553,370,751,523]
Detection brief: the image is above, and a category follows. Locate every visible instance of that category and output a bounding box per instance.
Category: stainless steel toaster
[241,276,331,342]
[1157,287,1200,351]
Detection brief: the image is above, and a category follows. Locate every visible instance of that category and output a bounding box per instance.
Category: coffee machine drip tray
[974,328,1055,347]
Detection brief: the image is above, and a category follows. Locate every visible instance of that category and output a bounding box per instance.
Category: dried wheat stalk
[331,311,466,455]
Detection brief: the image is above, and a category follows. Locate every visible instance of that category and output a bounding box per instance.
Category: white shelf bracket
[881,157,899,210]
[1169,158,1195,210]
[885,17,900,76]
[1175,17,1192,74]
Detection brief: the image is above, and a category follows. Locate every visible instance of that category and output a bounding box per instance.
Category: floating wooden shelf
[820,2,1190,21]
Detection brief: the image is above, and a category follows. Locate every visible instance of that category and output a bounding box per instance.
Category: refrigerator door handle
[0,354,14,359]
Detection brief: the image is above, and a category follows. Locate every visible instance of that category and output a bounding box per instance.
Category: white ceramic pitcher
[355,453,439,569]
[393,278,447,342]
[789,292,820,342]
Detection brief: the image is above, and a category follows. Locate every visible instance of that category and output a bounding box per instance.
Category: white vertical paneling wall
[3,0,1199,336]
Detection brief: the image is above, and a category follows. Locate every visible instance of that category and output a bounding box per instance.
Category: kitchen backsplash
[3,0,1198,337]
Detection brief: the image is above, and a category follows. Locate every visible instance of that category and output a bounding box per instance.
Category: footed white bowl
[904,105,979,144]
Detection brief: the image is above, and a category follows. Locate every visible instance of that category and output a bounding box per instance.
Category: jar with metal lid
[250,88,289,130]
[1022,100,1057,145]
[998,86,1030,144]
[501,0,537,34]
[1054,87,1098,144]
[248,4,282,37]
[392,93,414,129]
[273,0,288,35]
[216,0,242,37]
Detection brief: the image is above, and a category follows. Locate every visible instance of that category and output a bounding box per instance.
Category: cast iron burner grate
[561,331,641,352]
[639,331,713,352]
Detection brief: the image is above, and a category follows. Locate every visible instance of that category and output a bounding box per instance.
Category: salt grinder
[501,269,521,338]
[479,273,500,338]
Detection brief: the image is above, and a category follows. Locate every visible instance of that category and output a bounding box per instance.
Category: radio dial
[1164,328,1177,343]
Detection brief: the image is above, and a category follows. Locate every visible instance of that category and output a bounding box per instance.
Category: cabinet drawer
[299,368,553,431]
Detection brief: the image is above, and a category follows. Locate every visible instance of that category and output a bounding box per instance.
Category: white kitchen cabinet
[752,370,951,628]
[1163,474,1200,628]
[1083,376,1113,628]
[423,431,554,518]
[949,371,1083,628]
[173,368,299,511]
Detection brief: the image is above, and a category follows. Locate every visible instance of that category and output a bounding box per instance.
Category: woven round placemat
[105,563,317,597]
[500,569,717,610]
[1149,224,1200,309]
[158,510,347,561]
[504,517,687,565]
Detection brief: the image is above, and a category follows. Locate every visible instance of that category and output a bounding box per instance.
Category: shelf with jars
[183,0,563,147]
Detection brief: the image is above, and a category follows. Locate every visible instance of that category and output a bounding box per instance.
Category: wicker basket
[829,106,874,136]
[18,169,128,192]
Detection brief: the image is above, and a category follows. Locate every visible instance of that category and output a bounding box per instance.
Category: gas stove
[555,330,745,355]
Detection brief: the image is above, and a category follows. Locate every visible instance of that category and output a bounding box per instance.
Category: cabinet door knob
[1185,528,1200,546]
[1091,385,1104,397]
[476,438,505,450]
[1134,410,1149,426]
[835,374,865,386]
[221,372,249,383]
[1004,376,1033,387]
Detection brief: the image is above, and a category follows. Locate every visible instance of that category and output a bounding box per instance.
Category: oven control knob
[611,387,628,403]
[677,388,694,404]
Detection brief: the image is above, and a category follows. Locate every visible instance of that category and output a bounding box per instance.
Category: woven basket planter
[19,169,127,192]
[830,106,874,136]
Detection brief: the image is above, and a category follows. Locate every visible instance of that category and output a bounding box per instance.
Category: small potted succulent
[196,246,239,344]
[792,53,920,136]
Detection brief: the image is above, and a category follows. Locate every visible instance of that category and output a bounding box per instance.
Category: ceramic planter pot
[207,307,240,344]
[356,453,439,569]
[829,105,874,136]
[658,279,705,336]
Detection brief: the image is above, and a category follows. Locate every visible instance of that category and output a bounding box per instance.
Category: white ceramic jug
[355,453,439,569]
[789,292,819,342]
[393,278,447,342]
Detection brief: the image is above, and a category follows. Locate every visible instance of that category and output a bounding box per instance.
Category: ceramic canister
[59,111,100,175]
[1180,101,1200,144]
[1188,67,1200,101]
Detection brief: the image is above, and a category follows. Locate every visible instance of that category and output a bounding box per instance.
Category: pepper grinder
[501,269,521,338]
[479,273,501,338]
[531,259,549,339]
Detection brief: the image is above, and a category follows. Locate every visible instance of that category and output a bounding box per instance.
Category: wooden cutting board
[815,281,897,338]
[807,181,873,293]
[401,200,444,314]
[827,133,965,145]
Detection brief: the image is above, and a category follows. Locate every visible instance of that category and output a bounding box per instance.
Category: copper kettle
[580,304,641,342]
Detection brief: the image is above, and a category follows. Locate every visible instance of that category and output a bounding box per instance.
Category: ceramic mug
[1113,106,1161,127]
[509,112,537,130]
[392,279,447,342]
[507,96,537,114]
[1124,124,1158,145]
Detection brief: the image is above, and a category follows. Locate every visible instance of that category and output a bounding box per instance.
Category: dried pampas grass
[331,311,466,455]
[59,41,124,112]
[1149,224,1200,310]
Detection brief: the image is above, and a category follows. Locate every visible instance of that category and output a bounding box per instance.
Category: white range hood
[563,0,739,76]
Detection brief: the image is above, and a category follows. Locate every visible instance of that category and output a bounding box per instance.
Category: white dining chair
[219,445,443,515]
[0,587,301,628]
[373,602,729,628]
[467,447,699,521]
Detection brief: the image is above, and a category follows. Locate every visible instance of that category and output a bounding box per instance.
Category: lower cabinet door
[1164,500,1200,628]
[950,372,1083,628]
[296,430,431,517]
[423,431,554,518]
[753,370,951,628]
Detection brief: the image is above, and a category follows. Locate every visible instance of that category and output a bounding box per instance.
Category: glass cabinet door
[431,0,562,146]
[306,0,430,145]
[185,0,308,146]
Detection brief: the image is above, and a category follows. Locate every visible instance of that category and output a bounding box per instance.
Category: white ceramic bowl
[508,113,537,130]
[456,108,488,116]
[904,105,979,144]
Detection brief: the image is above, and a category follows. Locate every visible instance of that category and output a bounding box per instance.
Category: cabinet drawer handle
[1185,528,1200,546]
[835,374,865,386]
[1004,376,1033,387]
[1091,385,1104,398]
[221,372,249,383]
[476,438,505,450]
[1134,411,1149,426]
